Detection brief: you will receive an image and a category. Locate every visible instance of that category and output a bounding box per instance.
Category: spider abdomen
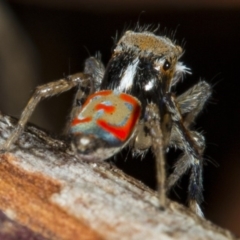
[70,90,141,161]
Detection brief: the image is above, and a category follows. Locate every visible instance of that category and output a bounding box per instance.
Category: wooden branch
[0,113,237,240]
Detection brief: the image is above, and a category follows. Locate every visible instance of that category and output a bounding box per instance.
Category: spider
[0,27,211,217]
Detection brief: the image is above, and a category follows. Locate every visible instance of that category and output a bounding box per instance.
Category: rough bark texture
[0,113,238,240]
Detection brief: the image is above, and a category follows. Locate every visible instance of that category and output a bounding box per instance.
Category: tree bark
[0,113,237,240]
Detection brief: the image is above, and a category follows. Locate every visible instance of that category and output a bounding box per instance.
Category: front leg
[144,103,166,210]
[1,73,90,152]
[130,103,170,209]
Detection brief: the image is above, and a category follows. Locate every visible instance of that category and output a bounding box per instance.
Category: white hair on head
[172,62,191,87]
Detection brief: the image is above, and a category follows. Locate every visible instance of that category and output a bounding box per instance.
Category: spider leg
[64,56,105,133]
[168,128,205,216]
[145,103,166,209]
[167,129,205,188]
[164,85,210,216]
[176,81,211,127]
[1,72,90,152]
[168,82,211,209]
[167,81,211,191]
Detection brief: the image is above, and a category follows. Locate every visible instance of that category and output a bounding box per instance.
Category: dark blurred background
[1,0,240,236]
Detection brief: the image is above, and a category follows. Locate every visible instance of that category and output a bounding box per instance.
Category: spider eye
[163,60,171,71]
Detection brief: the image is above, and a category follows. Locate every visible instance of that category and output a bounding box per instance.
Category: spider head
[101,30,189,109]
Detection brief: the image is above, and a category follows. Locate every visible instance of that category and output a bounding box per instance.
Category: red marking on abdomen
[95,103,115,114]
[71,116,92,126]
[97,103,141,141]
[120,93,139,106]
